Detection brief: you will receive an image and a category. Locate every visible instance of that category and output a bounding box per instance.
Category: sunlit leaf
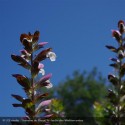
[22,99,34,109]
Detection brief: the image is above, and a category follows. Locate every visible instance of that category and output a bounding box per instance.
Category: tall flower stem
[106,20,125,125]
[31,52,35,120]
[117,55,122,125]
[11,31,57,125]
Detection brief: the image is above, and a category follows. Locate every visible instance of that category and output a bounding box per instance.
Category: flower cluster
[106,20,125,124]
[11,31,56,123]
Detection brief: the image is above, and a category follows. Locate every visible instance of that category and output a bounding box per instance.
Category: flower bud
[112,30,122,43]
[118,20,125,34]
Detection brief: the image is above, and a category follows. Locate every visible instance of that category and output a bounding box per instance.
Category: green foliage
[51,68,108,124]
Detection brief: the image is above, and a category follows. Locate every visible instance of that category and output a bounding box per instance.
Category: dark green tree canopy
[53,68,107,118]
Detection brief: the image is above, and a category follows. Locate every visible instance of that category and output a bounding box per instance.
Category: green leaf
[22,99,34,109]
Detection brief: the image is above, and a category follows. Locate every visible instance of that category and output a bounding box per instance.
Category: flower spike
[11,31,57,124]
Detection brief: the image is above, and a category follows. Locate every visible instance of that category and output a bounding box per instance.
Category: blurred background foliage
[40,67,111,124]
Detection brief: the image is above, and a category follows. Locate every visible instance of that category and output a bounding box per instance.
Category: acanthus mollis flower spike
[112,30,122,43]
[46,51,57,61]
[118,20,125,34]
[12,31,57,122]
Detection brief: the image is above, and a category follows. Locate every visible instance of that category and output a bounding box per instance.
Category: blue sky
[0,0,124,116]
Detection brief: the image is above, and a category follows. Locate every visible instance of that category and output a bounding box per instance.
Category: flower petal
[39,69,45,75]
[38,42,48,48]
[36,99,52,112]
[46,52,56,61]
[41,73,52,82]
[45,80,53,89]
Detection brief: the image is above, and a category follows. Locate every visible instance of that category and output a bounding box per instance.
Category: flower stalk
[106,20,125,125]
[11,31,57,124]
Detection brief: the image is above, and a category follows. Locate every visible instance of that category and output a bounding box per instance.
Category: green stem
[31,52,35,120]
[117,58,122,125]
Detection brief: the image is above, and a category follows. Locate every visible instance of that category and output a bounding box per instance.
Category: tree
[52,68,108,124]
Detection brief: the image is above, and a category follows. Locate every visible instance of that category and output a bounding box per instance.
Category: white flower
[118,50,125,57]
[39,68,45,75]
[46,52,56,61]
[46,80,53,88]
